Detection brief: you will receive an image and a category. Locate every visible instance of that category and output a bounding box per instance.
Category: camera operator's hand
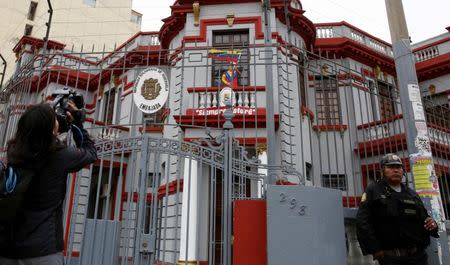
[66,101,86,127]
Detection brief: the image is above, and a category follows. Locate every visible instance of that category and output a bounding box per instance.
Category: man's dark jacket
[0,126,97,258]
[356,180,439,255]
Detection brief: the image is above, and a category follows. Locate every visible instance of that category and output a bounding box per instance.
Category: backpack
[0,161,33,224]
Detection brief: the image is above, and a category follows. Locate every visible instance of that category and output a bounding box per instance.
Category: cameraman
[0,102,97,265]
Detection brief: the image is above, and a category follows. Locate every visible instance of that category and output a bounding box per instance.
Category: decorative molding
[416,53,450,82]
[273,3,316,49]
[183,16,265,43]
[226,14,235,27]
[12,35,65,53]
[428,84,436,95]
[193,2,200,27]
[256,143,267,155]
[314,38,396,75]
[321,65,330,75]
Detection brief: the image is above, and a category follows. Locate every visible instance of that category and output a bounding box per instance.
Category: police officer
[356,153,439,265]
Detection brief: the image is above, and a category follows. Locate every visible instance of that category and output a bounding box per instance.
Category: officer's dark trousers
[379,250,427,265]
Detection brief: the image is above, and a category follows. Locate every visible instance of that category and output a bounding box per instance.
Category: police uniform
[356,157,439,265]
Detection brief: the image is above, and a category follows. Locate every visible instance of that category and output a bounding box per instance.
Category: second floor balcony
[315,22,394,57]
[356,114,450,158]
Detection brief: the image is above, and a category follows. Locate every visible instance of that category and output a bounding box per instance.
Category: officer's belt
[384,246,419,257]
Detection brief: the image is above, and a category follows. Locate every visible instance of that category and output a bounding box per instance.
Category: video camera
[51,87,85,133]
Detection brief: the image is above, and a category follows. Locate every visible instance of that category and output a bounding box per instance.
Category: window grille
[322,174,347,191]
[424,93,450,128]
[102,88,116,124]
[377,81,396,120]
[314,75,340,125]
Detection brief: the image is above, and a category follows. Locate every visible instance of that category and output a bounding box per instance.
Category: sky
[132,0,450,44]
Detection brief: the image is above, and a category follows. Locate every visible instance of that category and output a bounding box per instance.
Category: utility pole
[43,0,53,53]
[385,1,450,264]
[262,0,277,184]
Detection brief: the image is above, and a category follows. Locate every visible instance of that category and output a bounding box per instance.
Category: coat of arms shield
[141,78,161,100]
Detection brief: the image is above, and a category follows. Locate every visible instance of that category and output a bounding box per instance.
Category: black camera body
[51,87,85,133]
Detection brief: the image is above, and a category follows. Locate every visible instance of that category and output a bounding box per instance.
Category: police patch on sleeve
[361,193,367,202]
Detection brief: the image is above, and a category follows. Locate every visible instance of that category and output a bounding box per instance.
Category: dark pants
[379,250,428,265]
[0,253,64,265]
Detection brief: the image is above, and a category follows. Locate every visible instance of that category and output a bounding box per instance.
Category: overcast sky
[132,0,449,44]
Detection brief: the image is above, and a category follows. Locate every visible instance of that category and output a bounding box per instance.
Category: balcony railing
[357,115,450,147]
[316,23,394,57]
[84,118,130,141]
[316,27,334,39]
[414,46,440,62]
[190,90,257,109]
[357,115,404,141]
[148,34,160,46]
[427,124,450,146]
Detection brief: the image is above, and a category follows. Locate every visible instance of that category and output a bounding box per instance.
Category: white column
[178,158,198,264]
[243,91,249,107]
[255,143,267,198]
[206,92,212,108]
[237,91,243,107]
[249,91,256,108]
[199,92,206,108]
[211,92,217,108]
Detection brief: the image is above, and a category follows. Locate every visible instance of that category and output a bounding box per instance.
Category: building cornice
[315,37,396,75]
[160,0,316,49]
[272,1,316,49]
[13,36,65,53]
[416,53,450,82]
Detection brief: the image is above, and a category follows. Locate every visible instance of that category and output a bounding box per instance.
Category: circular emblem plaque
[219,87,235,107]
[133,67,169,114]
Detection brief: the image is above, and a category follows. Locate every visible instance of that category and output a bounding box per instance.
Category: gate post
[222,100,235,265]
[134,136,151,264]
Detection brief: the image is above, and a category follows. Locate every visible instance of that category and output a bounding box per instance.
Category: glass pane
[222,35,230,44]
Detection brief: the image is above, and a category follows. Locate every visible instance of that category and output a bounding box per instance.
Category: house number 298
[279,192,307,216]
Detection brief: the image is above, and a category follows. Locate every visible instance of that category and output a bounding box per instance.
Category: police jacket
[0,125,97,259]
[356,180,439,255]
